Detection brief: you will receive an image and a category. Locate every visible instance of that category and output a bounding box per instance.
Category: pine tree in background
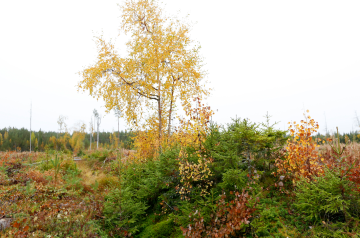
[0,126,132,152]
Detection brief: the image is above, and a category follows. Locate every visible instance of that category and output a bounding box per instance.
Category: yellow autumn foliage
[70,123,86,153]
[78,0,210,158]
[177,149,214,200]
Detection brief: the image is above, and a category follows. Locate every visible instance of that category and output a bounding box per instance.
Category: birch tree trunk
[167,86,175,138]
[157,72,162,152]
[97,122,99,149]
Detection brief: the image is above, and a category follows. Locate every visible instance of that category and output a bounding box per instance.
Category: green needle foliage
[51,153,61,185]
[294,168,353,222]
[100,117,287,237]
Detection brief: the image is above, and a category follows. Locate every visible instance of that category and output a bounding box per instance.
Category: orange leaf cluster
[275,111,323,181]
[10,218,29,238]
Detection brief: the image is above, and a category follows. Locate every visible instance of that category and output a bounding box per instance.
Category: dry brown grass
[74,160,107,186]
[318,142,360,160]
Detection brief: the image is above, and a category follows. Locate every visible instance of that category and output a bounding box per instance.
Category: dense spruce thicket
[100,118,289,237]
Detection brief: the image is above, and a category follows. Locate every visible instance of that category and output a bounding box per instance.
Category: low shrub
[97,176,119,190]
[294,167,359,224]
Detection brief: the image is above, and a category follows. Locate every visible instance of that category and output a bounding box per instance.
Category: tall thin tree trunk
[97,124,99,149]
[30,103,32,153]
[118,117,120,142]
[94,115,96,149]
[90,117,93,150]
[157,72,162,152]
[167,86,175,138]
[158,98,162,149]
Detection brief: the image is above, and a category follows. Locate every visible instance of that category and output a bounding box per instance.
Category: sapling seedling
[64,163,82,192]
[25,180,36,196]
[117,149,122,211]
[91,180,99,191]
[0,164,8,178]
[117,149,122,183]
[51,153,61,185]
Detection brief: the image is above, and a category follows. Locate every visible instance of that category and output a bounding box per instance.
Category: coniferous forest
[1,0,360,237]
[0,127,133,152]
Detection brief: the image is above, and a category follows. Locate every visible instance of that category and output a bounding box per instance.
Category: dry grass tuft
[75,160,107,186]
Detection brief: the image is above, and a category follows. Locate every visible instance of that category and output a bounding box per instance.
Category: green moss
[136,218,174,238]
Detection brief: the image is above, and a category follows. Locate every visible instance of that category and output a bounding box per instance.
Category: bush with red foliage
[181,190,256,238]
[321,135,360,192]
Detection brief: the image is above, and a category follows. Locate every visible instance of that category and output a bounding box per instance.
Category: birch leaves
[78,0,209,146]
[275,110,322,181]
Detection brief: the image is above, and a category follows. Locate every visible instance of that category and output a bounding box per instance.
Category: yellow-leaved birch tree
[78,0,209,153]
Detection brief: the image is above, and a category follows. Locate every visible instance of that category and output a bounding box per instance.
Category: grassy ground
[0,149,127,237]
[1,141,360,237]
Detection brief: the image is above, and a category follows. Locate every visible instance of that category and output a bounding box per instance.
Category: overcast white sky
[1,0,359,134]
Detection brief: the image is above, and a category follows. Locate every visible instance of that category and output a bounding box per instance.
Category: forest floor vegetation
[1,115,360,237]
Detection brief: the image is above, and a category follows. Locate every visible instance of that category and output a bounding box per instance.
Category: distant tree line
[0,127,133,152]
[1,126,358,152]
[312,131,360,144]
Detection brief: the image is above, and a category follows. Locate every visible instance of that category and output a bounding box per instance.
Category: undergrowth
[1,114,360,237]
